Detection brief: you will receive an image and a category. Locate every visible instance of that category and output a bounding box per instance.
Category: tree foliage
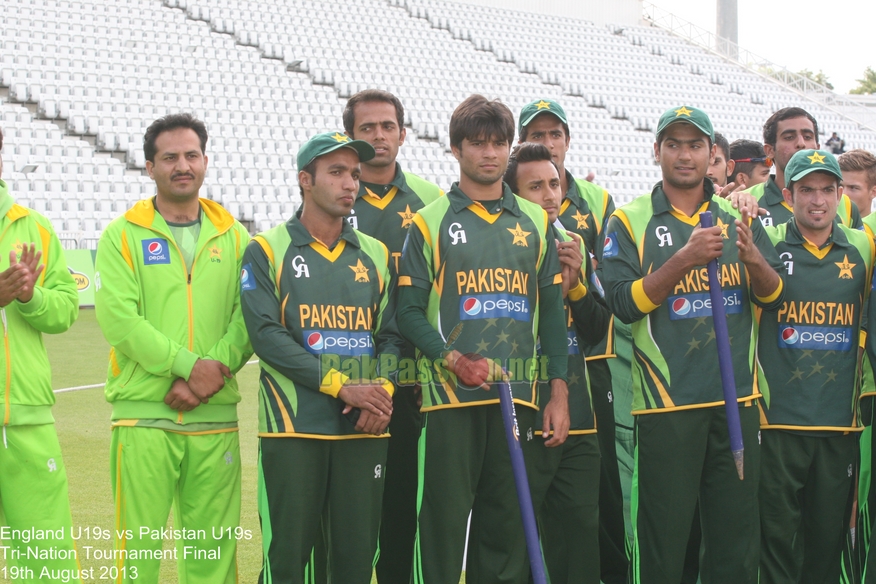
[850,67,876,95]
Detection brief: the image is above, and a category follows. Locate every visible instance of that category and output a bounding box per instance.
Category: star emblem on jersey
[398,205,415,229]
[332,132,349,143]
[535,100,551,110]
[835,255,855,279]
[507,223,531,247]
[674,106,693,117]
[807,151,826,165]
[716,217,729,239]
[12,241,24,258]
[209,245,222,261]
[349,259,370,282]
[572,210,590,230]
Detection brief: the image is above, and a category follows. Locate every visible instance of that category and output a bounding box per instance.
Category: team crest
[835,255,855,280]
[507,223,531,247]
[209,245,222,262]
[571,210,590,230]
[349,258,370,282]
[398,205,415,229]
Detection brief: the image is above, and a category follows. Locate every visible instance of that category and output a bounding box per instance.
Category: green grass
[6,308,465,583]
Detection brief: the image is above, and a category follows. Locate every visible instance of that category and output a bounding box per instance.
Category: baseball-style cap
[296,131,375,169]
[518,99,568,136]
[656,105,715,142]
[784,149,842,187]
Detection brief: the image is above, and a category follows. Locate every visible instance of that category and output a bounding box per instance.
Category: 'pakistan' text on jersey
[758,221,873,431]
[399,183,562,411]
[349,166,443,273]
[559,174,617,361]
[745,177,862,229]
[600,182,786,414]
[240,215,403,438]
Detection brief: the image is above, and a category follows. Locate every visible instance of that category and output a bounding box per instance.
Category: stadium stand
[2,0,875,247]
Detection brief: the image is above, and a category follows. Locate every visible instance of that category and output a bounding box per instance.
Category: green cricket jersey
[745,176,862,229]
[863,212,876,240]
[240,214,404,438]
[758,220,873,431]
[535,226,610,434]
[559,173,617,361]
[600,181,786,414]
[349,165,443,274]
[398,183,564,411]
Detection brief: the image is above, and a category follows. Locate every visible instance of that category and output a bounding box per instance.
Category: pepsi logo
[147,241,162,255]
[307,332,325,351]
[603,235,613,254]
[240,269,249,284]
[781,327,799,344]
[463,297,481,316]
[671,297,691,316]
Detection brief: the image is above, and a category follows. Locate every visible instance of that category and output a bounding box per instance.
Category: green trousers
[376,386,422,584]
[630,404,761,584]
[413,405,537,584]
[530,434,601,584]
[760,430,857,584]
[588,359,628,584]
[258,436,387,584]
[0,424,81,584]
[110,426,241,584]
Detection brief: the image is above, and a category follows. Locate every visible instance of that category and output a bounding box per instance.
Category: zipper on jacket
[2,308,9,448]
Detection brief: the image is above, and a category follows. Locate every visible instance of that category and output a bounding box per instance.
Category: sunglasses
[732,157,773,167]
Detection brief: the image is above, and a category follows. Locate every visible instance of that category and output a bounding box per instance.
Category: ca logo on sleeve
[142,238,171,265]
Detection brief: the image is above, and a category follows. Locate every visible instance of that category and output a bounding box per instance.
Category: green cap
[656,106,714,142]
[518,99,568,137]
[296,131,375,169]
[784,149,842,187]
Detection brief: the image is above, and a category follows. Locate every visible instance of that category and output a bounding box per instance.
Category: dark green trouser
[860,426,876,583]
[376,386,422,584]
[413,405,537,584]
[760,430,857,584]
[531,434,602,584]
[588,359,629,584]
[631,404,761,584]
[258,437,388,584]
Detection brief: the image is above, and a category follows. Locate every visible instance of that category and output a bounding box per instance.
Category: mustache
[171,172,195,180]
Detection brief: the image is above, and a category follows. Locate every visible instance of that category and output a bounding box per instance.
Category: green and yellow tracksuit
[0,180,81,583]
[95,197,251,584]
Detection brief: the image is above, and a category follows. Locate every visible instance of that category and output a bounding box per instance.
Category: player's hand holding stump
[445,350,505,390]
[679,224,724,267]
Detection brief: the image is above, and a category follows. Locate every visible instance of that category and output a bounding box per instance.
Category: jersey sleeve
[568,237,610,348]
[601,212,656,324]
[204,223,253,374]
[372,243,405,370]
[15,216,78,334]
[398,214,433,290]
[538,219,562,288]
[749,218,786,310]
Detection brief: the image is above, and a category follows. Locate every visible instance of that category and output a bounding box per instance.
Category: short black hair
[298,160,316,201]
[449,95,514,150]
[714,132,729,161]
[763,107,819,147]
[729,139,766,177]
[503,142,557,194]
[343,89,405,136]
[518,113,570,142]
[143,113,208,163]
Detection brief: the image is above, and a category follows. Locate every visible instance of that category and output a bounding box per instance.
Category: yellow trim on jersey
[254,235,274,265]
[120,228,134,270]
[267,377,295,431]
[320,369,351,399]
[641,357,675,408]
[309,239,346,263]
[467,202,502,224]
[535,428,598,436]
[631,279,659,313]
[568,281,587,301]
[361,186,399,210]
[420,397,538,413]
[552,273,563,285]
[259,432,389,439]
[398,275,413,286]
[110,420,238,435]
[801,238,833,260]
[668,201,710,226]
[761,424,862,433]
[754,278,783,304]
[632,396,759,415]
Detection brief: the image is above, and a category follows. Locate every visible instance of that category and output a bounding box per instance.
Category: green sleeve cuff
[15,286,44,313]
[172,348,199,380]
